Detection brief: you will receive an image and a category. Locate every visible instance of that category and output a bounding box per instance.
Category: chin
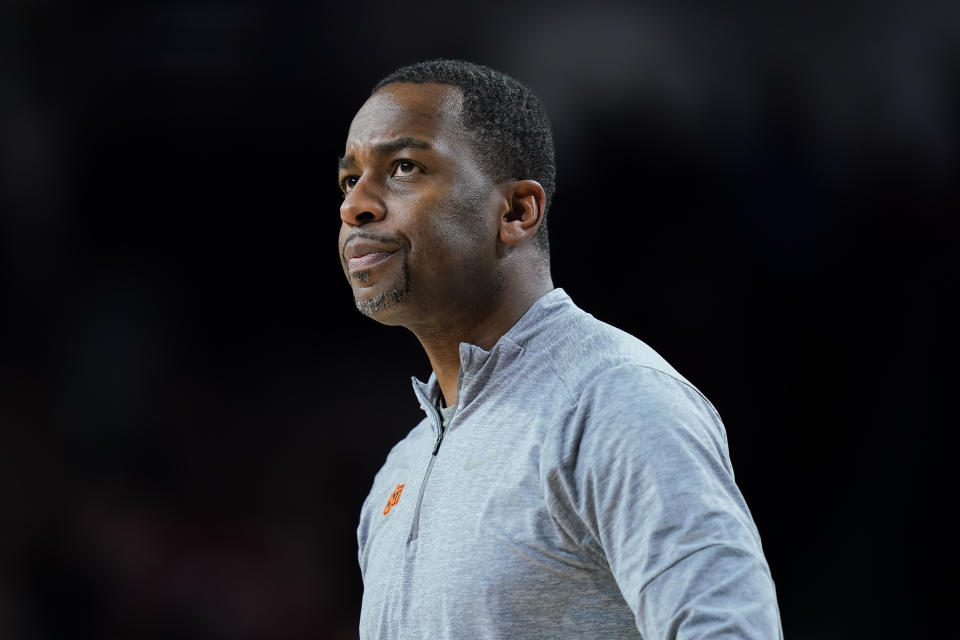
[351,258,412,323]
[353,284,411,324]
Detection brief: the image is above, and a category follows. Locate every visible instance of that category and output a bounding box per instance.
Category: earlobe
[499,180,546,247]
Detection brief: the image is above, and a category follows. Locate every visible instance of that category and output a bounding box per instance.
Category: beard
[353,251,411,318]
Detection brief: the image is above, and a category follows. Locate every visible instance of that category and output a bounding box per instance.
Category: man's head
[371,60,557,251]
[338,60,556,328]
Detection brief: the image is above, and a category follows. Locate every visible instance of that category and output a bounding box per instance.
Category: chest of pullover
[356,289,782,640]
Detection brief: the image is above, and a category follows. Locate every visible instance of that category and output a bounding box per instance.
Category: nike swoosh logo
[463,455,497,471]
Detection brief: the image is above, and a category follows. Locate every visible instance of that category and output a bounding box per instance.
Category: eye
[392,160,419,178]
[340,175,359,194]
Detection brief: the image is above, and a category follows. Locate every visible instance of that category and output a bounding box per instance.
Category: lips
[347,251,396,271]
[343,238,400,273]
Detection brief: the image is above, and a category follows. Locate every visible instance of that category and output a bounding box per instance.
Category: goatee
[354,256,411,317]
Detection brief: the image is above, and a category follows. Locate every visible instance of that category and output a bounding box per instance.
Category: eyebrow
[337,137,432,172]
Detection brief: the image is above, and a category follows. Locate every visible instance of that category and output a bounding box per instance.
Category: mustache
[341,230,408,263]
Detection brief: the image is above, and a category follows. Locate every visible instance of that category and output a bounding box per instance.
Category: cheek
[337,226,350,268]
[417,217,484,262]
[338,221,352,244]
[435,191,494,248]
[403,186,494,270]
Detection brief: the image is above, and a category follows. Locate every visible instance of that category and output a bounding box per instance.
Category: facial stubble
[352,252,412,317]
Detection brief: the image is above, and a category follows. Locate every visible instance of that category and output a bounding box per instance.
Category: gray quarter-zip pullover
[357,288,782,639]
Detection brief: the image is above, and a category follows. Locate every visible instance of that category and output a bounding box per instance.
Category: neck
[413,276,553,407]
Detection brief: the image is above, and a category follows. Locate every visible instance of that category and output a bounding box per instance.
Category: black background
[1,1,956,638]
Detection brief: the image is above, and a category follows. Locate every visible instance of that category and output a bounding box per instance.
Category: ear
[498,180,546,247]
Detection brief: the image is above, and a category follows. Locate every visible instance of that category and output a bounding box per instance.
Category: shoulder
[517,300,729,472]
[506,291,727,445]
[575,363,727,453]
[542,362,728,458]
[516,295,704,409]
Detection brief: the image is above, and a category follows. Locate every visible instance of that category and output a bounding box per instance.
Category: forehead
[345,83,466,154]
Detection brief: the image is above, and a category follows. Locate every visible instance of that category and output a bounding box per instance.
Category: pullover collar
[411,288,573,432]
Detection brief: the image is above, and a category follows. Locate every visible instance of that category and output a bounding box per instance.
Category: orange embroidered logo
[383,483,406,515]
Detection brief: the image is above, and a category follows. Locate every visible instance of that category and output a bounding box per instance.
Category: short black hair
[373,59,556,255]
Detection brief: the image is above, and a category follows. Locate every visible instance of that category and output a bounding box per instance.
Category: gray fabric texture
[357,288,782,639]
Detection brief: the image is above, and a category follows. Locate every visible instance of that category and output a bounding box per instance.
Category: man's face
[337,83,499,325]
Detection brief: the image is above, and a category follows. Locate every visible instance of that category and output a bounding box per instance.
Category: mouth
[347,250,397,273]
[342,234,403,277]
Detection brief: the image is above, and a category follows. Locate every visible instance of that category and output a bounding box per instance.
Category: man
[339,59,782,639]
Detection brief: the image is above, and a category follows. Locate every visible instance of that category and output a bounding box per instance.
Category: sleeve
[543,365,782,639]
[356,487,375,579]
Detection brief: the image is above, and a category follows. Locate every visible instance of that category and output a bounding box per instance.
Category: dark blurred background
[1,1,956,638]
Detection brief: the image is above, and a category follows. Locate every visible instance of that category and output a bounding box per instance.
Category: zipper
[408,403,445,542]
[431,425,445,455]
[408,370,463,542]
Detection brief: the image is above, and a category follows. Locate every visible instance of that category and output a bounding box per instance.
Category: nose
[340,174,386,227]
